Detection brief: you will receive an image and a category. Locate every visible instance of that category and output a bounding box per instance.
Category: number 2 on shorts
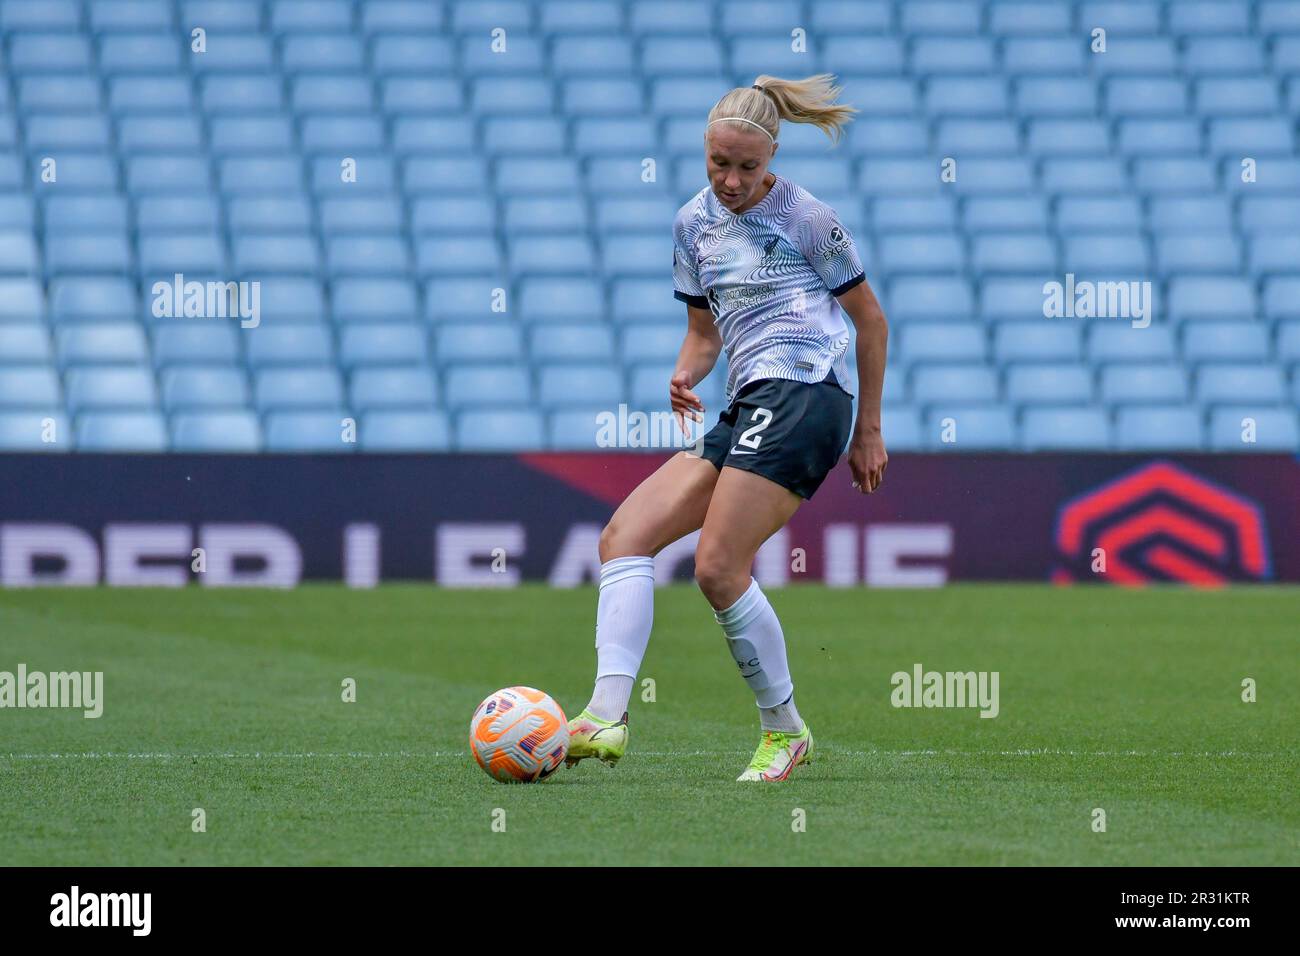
[737,407,773,450]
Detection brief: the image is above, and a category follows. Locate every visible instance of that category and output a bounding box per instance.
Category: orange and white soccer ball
[469,686,569,783]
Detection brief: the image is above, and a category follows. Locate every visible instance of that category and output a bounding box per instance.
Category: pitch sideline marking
[1,749,1289,759]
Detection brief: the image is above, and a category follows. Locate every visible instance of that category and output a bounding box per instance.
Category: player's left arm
[835,281,889,494]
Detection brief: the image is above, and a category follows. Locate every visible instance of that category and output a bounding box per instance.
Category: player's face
[706,126,777,213]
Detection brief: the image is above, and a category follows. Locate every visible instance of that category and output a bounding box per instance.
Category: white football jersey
[672,174,865,403]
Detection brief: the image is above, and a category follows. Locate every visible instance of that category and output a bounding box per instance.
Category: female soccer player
[566,74,889,782]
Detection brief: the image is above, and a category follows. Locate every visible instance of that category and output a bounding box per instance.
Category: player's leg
[568,450,720,767]
[695,466,812,781]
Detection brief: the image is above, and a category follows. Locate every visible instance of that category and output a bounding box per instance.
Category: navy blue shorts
[693,370,854,500]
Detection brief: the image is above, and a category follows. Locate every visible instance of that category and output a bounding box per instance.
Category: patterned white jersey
[672,174,865,403]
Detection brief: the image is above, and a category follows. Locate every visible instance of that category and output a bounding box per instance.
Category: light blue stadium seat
[171,411,262,452]
[0,278,44,322]
[0,233,41,275]
[201,75,286,113]
[1088,324,1178,363]
[1114,407,1203,450]
[136,196,221,233]
[911,363,998,404]
[902,1,982,34]
[1156,234,1241,275]
[1,0,80,30]
[317,197,403,236]
[1020,407,1112,450]
[264,411,355,453]
[188,34,274,73]
[470,77,553,115]
[311,154,395,194]
[1197,364,1286,404]
[256,277,327,323]
[1077,1,1158,33]
[360,410,451,450]
[182,0,261,30]
[630,0,713,33]
[76,411,168,451]
[935,119,1020,155]
[1263,278,1300,320]
[442,364,532,411]
[0,196,34,231]
[372,36,455,75]
[1056,196,1143,233]
[482,118,565,156]
[411,195,496,235]
[1062,234,1150,273]
[881,404,924,451]
[99,35,183,74]
[56,323,150,367]
[227,196,313,233]
[46,234,133,275]
[455,409,545,451]
[924,406,1016,450]
[233,235,320,275]
[208,116,294,156]
[576,118,658,156]
[730,37,813,76]
[1195,76,1278,115]
[1117,118,1200,156]
[1091,38,1178,75]
[415,237,500,275]
[1278,322,1300,362]
[435,322,524,363]
[1003,37,1085,74]
[547,408,619,451]
[1259,1,1300,32]
[551,36,635,76]
[0,367,62,408]
[530,324,615,363]
[47,277,132,323]
[66,367,158,412]
[887,276,974,322]
[327,236,410,276]
[1104,78,1188,117]
[980,277,1051,321]
[1238,197,1300,234]
[283,35,364,72]
[1016,77,1097,117]
[1041,157,1128,194]
[540,0,623,33]
[1209,118,1294,156]
[120,115,205,155]
[254,367,345,411]
[110,75,193,112]
[1099,364,1189,404]
[0,410,70,451]
[1247,234,1300,275]
[1148,197,1233,233]
[508,234,595,276]
[1183,322,1270,362]
[989,1,1071,35]
[161,367,250,410]
[0,324,51,364]
[518,277,604,323]
[992,323,1083,363]
[876,233,964,274]
[380,77,464,113]
[593,198,674,235]
[620,323,682,363]
[872,197,955,231]
[851,118,927,156]
[338,324,428,367]
[292,75,375,112]
[1207,407,1299,450]
[642,37,724,75]
[244,325,334,368]
[1027,119,1110,156]
[19,76,102,111]
[138,232,227,277]
[350,367,438,411]
[1004,364,1092,405]
[1133,158,1217,193]
[924,77,1008,116]
[537,363,623,410]
[858,158,940,196]
[839,77,919,116]
[902,324,987,364]
[1172,2,1252,36]
[611,278,678,324]
[8,35,94,73]
[601,235,673,279]
[972,234,1057,274]
[1167,277,1256,322]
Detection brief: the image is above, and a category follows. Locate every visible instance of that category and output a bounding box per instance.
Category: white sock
[585,555,654,722]
[759,693,803,733]
[714,578,796,715]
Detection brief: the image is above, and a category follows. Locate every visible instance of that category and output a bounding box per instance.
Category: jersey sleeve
[794,202,866,297]
[671,206,709,309]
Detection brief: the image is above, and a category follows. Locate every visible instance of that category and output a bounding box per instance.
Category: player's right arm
[670,303,722,431]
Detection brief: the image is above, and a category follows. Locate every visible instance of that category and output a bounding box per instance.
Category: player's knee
[599,518,640,563]
[694,546,740,605]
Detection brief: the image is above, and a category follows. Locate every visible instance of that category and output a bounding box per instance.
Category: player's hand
[848,430,887,494]
[669,370,704,436]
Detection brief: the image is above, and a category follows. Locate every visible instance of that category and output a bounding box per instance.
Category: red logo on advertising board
[1054,461,1271,586]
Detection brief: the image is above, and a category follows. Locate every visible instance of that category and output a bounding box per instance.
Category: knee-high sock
[586,556,654,722]
[715,578,803,731]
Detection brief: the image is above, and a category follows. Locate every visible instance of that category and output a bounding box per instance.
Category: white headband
[707,117,775,143]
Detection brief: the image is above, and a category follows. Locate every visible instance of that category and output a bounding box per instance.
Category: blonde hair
[706,73,857,146]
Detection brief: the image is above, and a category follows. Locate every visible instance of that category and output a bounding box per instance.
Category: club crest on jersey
[760,235,781,264]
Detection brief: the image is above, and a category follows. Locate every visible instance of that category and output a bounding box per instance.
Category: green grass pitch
[1,584,1296,866]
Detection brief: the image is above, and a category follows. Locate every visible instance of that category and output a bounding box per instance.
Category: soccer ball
[469,686,569,783]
